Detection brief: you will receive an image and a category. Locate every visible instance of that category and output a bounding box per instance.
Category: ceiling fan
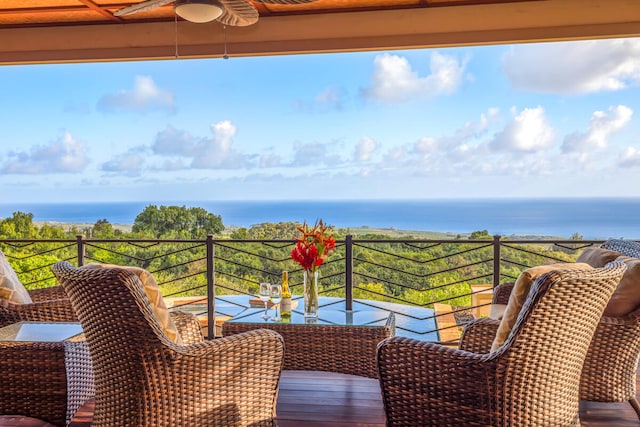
[114,0,317,27]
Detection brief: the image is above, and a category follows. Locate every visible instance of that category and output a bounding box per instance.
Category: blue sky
[1,37,639,203]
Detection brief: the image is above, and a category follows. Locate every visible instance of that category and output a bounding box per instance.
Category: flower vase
[303,269,319,318]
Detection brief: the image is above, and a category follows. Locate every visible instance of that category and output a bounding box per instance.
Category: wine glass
[259,282,271,320]
[270,283,282,322]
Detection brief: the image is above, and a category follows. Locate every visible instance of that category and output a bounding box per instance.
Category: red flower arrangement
[291,219,336,272]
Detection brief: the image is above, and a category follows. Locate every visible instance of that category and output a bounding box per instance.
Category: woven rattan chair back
[580,239,640,417]
[602,239,640,258]
[53,261,284,427]
[378,263,626,427]
[494,265,626,426]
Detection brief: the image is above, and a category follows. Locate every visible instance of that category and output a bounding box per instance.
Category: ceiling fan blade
[114,0,175,16]
[253,0,318,4]
[217,0,259,26]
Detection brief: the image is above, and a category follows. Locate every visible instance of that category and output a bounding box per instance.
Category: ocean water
[0,198,638,240]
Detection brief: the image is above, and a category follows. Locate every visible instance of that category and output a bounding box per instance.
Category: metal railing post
[493,235,501,288]
[206,235,216,340]
[76,235,86,266]
[345,235,353,311]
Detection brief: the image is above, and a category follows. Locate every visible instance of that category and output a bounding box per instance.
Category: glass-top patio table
[227,306,393,327]
[0,321,84,342]
[168,294,439,341]
[223,305,395,378]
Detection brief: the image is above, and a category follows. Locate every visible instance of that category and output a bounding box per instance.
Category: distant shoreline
[31,221,570,240]
[9,199,639,239]
[34,221,133,233]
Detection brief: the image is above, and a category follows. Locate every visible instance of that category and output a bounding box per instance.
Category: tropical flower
[291,219,336,271]
[291,219,336,317]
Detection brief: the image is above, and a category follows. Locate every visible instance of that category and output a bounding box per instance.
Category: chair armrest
[170,310,204,345]
[492,282,514,304]
[29,286,67,302]
[459,317,500,353]
[157,329,284,426]
[63,341,95,425]
[0,298,77,327]
[377,336,495,426]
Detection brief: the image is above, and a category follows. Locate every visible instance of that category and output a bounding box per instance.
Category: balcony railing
[1,236,605,344]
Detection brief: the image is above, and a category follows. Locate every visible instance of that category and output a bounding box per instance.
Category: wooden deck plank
[0,417,55,427]
[580,401,640,426]
[7,368,639,426]
[276,370,386,423]
[579,366,640,425]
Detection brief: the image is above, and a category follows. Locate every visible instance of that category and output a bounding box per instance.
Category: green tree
[230,227,251,239]
[469,229,491,240]
[0,211,36,238]
[132,205,224,239]
[93,219,115,238]
[248,222,300,240]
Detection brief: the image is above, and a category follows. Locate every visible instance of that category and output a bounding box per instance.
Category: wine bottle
[281,270,292,317]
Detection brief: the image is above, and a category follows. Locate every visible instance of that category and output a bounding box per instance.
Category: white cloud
[101,152,144,175]
[413,137,437,156]
[489,106,555,153]
[1,132,89,174]
[293,85,345,112]
[161,159,188,171]
[562,105,633,153]
[502,38,640,94]
[148,121,251,170]
[354,137,378,162]
[97,76,175,113]
[315,86,343,110]
[292,141,341,167]
[373,109,499,174]
[191,120,244,169]
[437,108,500,152]
[620,147,640,168]
[361,52,468,103]
[259,153,282,168]
[481,108,501,128]
[383,146,408,165]
[152,126,197,156]
[211,121,236,153]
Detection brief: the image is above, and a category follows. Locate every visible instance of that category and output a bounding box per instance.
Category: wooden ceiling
[1,0,640,65]
[0,0,538,27]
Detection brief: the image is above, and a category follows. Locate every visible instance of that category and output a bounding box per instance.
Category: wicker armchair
[0,250,77,328]
[377,263,626,426]
[602,239,640,258]
[52,261,284,427]
[480,239,640,419]
[0,286,77,328]
[583,239,640,417]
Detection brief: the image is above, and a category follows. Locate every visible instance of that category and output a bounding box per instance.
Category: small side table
[223,308,395,378]
[0,322,94,427]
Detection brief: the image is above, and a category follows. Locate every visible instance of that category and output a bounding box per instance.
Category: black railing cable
[1,235,613,342]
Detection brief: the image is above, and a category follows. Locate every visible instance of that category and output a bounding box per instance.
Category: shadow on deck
[62,367,640,426]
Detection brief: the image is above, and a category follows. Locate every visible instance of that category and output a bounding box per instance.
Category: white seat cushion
[0,251,32,304]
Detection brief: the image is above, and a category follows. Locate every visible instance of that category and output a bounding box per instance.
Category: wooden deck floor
[3,369,638,426]
[580,363,640,426]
